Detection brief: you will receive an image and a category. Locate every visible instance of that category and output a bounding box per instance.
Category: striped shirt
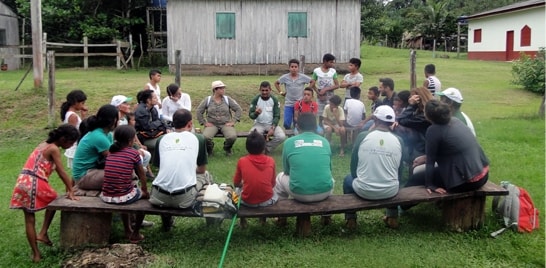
[102,147,141,197]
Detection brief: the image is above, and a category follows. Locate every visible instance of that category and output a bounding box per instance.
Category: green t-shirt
[282,132,333,195]
[72,128,113,180]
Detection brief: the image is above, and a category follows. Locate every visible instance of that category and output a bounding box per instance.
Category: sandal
[129,233,145,244]
[36,237,53,247]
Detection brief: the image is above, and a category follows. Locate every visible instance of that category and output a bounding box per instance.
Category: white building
[466,0,545,61]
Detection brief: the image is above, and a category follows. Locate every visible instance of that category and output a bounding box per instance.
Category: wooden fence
[0,33,134,70]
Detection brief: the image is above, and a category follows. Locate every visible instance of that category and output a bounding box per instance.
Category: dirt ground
[62,244,154,268]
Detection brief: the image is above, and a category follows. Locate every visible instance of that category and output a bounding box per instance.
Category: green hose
[218,193,241,268]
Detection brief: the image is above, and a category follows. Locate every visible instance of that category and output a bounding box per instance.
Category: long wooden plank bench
[48,181,507,248]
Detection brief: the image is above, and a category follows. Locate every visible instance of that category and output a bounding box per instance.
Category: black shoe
[206,141,215,156]
[225,148,233,156]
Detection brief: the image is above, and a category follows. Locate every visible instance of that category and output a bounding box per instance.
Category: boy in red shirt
[294,87,318,124]
[233,130,277,228]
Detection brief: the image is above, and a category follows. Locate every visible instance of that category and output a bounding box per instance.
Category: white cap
[211,80,226,90]
[373,105,396,123]
[437,88,463,103]
[110,95,133,107]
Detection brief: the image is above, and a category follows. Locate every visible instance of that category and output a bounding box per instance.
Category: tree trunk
[539,95,545,118]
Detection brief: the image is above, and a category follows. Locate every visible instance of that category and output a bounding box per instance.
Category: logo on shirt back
[294,139,323,148]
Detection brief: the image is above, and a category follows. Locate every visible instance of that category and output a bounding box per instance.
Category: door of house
[506,31,514,61]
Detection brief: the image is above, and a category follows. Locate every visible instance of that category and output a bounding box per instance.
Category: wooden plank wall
[167,0,361,65]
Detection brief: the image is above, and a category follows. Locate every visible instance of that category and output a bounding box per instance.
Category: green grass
[0,45,544,267]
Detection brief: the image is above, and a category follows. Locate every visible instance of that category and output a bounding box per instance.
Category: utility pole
[31,0,43,88]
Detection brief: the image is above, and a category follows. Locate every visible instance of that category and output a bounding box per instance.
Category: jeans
[283,106,295,129]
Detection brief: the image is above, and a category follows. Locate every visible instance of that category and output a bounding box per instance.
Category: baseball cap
[110,95,133,107]
[211,80,226,90]
[437,88,463,103]
[373,105,396,123]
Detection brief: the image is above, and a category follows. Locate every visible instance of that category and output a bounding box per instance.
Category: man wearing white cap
[436,87,475,136]
[343,105,405,229]
[111,95,133,125]
[196,80,242,156]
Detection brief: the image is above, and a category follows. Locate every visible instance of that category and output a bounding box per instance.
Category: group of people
[10,57,489,262]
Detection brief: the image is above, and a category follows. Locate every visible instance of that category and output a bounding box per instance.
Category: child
[126,112,154,179]
[340,58,364,102]
[60,89,88,168]
[274,59,314,129]
[162,83,192,124]
[361,86,381,131]
[343,86,366,129]
[233,130,277,228]
[393,90,410,116]
[144,69,162,116]
[312,53,339,126]
[100,125,149,243]
[323,95,347,157]
[293,87,321,134]
[423,64,441,95]
[10,124,80,262]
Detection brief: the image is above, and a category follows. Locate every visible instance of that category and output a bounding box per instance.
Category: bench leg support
[60,211,112,249]
[295,215,311,237]
[442,196,485,232]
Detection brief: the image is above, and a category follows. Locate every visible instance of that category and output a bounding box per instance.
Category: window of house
[520,25,531,47]
[288,12,307,38]
[216,13,235,39]
[0,29,6,45]
[473,29,482,43]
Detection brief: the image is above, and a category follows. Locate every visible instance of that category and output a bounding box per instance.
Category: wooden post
[60,212,112,248]
[129,34,134,68]
[442,196,486,232]
[300,55,305,73]
[83,36,88,69]
[31,0,43,88]
[46,50,56,129]
[457,22,461,58]
[175,50,181,85]
[410,50,416,89]
[116,40,121,70]
[295,215,312,237]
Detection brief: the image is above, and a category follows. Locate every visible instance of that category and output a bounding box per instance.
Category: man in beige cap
[196,81,242,156]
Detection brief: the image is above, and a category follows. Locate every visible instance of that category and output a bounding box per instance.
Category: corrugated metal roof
[466,0,545,20]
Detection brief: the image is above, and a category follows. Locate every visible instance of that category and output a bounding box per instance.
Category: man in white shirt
[249,81,286,154]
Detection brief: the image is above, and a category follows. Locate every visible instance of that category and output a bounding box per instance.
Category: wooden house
[466,0,545,61]
[166,0,361,70]
[0,2,20,70]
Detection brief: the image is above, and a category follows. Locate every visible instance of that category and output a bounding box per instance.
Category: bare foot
[32,254,41,263]
[36,235,53,247]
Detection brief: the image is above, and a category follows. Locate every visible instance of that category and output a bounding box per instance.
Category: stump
[60,211,112,248]
[442,196,486,232]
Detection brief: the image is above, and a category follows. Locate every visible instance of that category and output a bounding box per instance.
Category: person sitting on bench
[149,109,213,231]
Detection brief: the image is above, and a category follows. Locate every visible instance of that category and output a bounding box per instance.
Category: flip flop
[36,237,53,247]
[129,233,145,244]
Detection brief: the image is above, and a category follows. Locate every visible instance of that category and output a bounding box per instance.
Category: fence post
[47,50,56,129]
[300,55,305,73]
[116,40,121,70]
[175,50,181,85]
[410,50,416,89]
[83,36,88,69]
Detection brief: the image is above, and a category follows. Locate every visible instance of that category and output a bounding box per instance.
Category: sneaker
[320,215,332,226]
[345,219,357,230]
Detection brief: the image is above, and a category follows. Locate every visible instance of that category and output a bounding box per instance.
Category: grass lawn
[0,45,544,267]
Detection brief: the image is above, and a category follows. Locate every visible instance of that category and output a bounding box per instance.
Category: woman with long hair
[60,89,87,168]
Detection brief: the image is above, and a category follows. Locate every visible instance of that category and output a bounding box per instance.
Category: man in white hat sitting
[436,87,475,136]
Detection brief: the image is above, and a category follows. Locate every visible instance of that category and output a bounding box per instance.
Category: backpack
[491,181,539,237]
[192,183,239,219]
[206,95,229,108]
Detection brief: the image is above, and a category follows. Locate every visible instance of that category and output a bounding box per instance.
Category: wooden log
[442,196,486,232]
[60,211,112,249]
[295,214,311,237]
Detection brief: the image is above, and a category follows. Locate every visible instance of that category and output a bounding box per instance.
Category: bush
[511,48,545,94]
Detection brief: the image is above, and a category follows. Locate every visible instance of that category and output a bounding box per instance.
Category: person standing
[340,58,364,102]
[312,53,339,126]
[149,109,213,231]
[249,81,286,154]
[196,80,242,156]
[274,59,314,129]
[144,69,163,117]
[10,124,79,262]
[343,106,404,229]
[423,64,441,95]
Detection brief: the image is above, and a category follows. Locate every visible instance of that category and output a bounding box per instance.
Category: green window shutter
[288,12,307,38]
[216,13,236,39]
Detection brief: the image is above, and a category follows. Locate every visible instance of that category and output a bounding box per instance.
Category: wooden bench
[48,181,507,248]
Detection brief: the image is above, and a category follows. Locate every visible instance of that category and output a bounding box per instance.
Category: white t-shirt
[343,72,364,99]
[161,93,192,122]
[343,99,365,127]
[153,131,199,191]
[254,97,275,125]
[147,82,162,116]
